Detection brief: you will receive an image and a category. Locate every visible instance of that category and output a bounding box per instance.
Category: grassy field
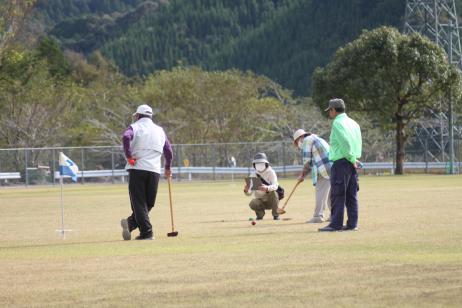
[0,175,461,307]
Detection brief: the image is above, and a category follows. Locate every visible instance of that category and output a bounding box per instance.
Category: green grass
[0,175,461,307]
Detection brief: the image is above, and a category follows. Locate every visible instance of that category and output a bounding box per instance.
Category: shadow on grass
[0,239,126,250]
[191,229,318,239]
[200,217,294,223]
[226,222,311,229]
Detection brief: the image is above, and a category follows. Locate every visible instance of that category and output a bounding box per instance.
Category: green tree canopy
[141,67,291,145]
[0,47,82,155]
[312,26,461,174]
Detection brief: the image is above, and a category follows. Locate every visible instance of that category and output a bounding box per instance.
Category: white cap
[293,129,308,144]
[133,104,153,117]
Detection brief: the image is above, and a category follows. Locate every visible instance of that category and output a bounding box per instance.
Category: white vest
[126,117,166,173]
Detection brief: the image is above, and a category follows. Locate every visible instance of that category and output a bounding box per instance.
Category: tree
[36,37,70,77]
[65,50,141,146]
[141,67,290,145]
[312,26,461,174]
[0,0,35,56]
[0,49,81,149]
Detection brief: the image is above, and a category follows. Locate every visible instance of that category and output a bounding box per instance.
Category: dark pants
[127,169,160,237]
[329,159,359,230]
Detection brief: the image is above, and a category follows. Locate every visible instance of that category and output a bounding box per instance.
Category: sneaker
[306,217,324,223]
[273,216,280,220]
[121,219,131,241]
[342,226,359,231]
[318,226,341,232]
[135,234,153,240]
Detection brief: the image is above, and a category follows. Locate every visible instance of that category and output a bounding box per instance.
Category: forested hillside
[27,0,407,96]
[25,0,461,96]
[36,0,147,24]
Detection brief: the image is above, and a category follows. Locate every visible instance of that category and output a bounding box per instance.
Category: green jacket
[329,113,362,164]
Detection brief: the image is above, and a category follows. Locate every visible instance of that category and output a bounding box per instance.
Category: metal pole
[111,147,115,184]
[177,145,181,182]
[440,112,445,162]
[247,147,252,175]
[60,176,65,238]
[52,149,56,186]
[25,149,29,187]
[457,138,460,174]
[425,138,428,174]
[448,20,455,174]
[212,144,216,181]
[81,148,85,184]
[282,141,287,178]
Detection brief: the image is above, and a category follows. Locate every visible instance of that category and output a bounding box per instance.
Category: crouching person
[244,153,280,220]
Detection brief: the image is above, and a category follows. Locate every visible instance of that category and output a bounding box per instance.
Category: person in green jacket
[319,98,362,232]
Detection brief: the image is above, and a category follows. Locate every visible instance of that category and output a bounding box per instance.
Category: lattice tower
[404,0,462,164]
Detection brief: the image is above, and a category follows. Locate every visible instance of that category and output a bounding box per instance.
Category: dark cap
[324,98,345,111]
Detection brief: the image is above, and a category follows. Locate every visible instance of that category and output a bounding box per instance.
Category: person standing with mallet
[120,104,173,240]
[318,98,362,232]
[292,129,332,223]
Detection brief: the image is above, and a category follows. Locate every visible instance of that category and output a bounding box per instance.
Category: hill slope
[31,0,456,96]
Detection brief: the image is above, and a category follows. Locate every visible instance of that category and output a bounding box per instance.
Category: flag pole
[56,152,75,239]
[59,176,65,239]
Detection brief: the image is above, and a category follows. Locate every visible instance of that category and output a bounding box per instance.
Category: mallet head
[167,231,178,237]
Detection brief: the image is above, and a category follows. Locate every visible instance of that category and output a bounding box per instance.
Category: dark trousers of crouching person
[329,158,359,230]
[249,191,279,219]
[127,169,160,238]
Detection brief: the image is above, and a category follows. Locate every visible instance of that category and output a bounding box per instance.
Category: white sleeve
[266,169,279,192]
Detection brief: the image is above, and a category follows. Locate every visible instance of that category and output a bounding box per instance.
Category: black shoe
[135,234,153,240]
[256,217,263,220]
[318,226,341,232]
[342,226,359,231]
[273,216,280,220]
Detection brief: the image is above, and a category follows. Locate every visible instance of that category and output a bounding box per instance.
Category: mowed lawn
[0,175,461,307]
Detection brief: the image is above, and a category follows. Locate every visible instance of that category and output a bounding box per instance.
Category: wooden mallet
[277,181,302,215]
[167,176,178,237]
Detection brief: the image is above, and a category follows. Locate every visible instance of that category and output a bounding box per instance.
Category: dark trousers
[329,158,359,230]
[127,169,160,237]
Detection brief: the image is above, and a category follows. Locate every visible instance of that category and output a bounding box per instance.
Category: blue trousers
[329,159,359,230]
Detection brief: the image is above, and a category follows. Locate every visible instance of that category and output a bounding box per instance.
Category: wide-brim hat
[252,152,269,164]
[293,129,308,144]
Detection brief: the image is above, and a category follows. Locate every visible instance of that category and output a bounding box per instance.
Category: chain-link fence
[0,140,460,187]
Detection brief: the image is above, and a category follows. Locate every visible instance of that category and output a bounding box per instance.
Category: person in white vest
[120,104,173,240]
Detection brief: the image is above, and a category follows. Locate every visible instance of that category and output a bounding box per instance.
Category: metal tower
[404,0,462,68]
[404,0,462,173]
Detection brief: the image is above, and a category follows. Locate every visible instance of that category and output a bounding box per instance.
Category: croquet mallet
[167,176,178,237]
[277,181,302,215]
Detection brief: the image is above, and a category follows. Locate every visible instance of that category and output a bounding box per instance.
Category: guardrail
[1,161,459,185]
[50,161,458,180]
[0,172,21,180]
